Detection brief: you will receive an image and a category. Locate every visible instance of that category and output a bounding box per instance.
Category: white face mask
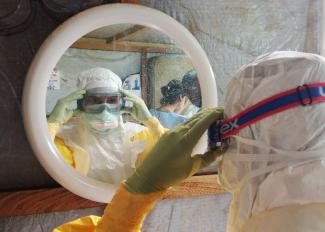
[83,110,120,134]
[89,120,119,132]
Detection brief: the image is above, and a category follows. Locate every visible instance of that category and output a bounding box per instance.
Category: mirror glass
[46,24,201,184]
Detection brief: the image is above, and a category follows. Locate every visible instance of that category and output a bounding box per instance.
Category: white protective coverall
[55,120,147,184]
[219,51,325,232]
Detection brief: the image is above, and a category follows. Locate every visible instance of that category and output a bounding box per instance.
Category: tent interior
[0,0,323,231]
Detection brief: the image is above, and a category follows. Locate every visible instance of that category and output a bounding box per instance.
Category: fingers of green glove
[123,96,137,104]
[70,89,86,100]
[64,89,86,102]
[186,108,224,142]
[171,108,212,133]
[66,110,74,119]
[120,89,127,95]
[198,150,222,169]
[122,90,145,105]
[120,89,136,99]
[73,109,81,113]
[182,108,217,127]
[125,96,147,110]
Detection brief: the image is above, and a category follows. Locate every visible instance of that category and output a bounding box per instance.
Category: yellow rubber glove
[125,107,224,194]
[47,89,85,124]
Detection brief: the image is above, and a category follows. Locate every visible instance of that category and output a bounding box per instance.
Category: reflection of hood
[77,67,122,91]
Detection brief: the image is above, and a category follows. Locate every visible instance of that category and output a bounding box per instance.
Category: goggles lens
[84,103,120,113]
[82,93,121,113]
[84,95,119,106]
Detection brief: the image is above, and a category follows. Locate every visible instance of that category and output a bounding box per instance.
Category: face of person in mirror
[81,92,122,134]
[174,95,187,113]
[150,80,188,129]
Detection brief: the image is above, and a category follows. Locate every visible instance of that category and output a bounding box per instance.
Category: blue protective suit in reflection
[149,108,187,129]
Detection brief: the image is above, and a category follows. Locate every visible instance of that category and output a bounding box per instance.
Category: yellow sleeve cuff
[48,122,61,141]
[53,184,166,232]
[53,215,101,232]
[142,117,168,141]
[47,122,76,168]
[96,184,166,232]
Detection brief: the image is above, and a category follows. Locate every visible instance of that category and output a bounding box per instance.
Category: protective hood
[219,51,325,232]
[77,67,122,92]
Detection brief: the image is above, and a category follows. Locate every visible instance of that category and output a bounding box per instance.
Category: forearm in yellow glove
[96,184,166,232]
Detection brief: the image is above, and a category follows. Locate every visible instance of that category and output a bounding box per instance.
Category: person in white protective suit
[219,51,325,232]
[47,67,166,184]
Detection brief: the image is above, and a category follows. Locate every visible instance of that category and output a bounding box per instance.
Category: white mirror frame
[23,3,218,203]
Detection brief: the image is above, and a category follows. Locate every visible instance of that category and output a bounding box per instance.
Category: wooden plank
[106,25,148,43]
[0,188,105,217]
[163,175,225,199]
[0,175,224,217]
[71,38,184,54]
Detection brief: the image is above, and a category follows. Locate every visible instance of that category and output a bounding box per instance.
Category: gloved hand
[125,107,224,194]
[121,89,152,123]
[47,89,85,124]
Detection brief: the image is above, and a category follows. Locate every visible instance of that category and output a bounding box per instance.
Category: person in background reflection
[150,79,187,128]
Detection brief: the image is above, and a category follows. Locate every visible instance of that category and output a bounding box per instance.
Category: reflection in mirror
[46,24,201,184]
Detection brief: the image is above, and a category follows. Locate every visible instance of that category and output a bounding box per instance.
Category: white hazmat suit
[53,68,148,184]
[219,51,325,231]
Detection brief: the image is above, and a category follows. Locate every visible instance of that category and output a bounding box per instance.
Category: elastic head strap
[208,83,325,151]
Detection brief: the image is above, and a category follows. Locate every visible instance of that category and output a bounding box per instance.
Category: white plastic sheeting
[143,0,322,103]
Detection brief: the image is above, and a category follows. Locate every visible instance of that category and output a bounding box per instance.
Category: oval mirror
[23,4,217,203]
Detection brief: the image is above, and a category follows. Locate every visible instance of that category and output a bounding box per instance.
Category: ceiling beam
[71,37,184,54]
[105,25,148,43]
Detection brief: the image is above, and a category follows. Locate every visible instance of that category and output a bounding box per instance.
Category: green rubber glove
[125,107,224,194]
[47,89,86,124]
[121,89,152,123]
